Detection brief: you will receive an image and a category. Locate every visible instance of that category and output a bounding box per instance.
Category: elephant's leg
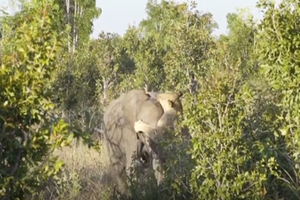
[102,136,130,195]
[105,147,128,194]
[115,165,129,195]
[125,133,141,176]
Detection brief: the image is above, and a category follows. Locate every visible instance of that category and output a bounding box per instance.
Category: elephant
[102,89,184,194]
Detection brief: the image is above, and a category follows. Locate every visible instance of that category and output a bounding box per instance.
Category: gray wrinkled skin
[103,89,167,193]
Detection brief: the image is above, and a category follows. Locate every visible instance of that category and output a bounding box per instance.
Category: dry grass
[53,140,105,174]
[37,139,115,200]
[35,135,170,200]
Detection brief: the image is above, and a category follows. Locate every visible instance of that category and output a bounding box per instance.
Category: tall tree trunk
[72,0,77,53]
[65,0,71,52]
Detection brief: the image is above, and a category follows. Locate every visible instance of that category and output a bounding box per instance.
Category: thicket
[1,0,300,199]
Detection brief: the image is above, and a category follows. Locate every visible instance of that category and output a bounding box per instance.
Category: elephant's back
[103,92,126,134]
[103,89,155,134]
[103,89,164,129]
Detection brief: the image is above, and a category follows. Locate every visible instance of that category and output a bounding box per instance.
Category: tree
[255,0,300,198]
[185,7,282,199]
[92,32,134,104]
[222,9,258,77]
[54,0,101,52]
[161,1,216,95]
[0,1,97,198]
[121,26,166,91]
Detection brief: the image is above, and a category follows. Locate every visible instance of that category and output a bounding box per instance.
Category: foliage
[3,0,300,199]
[122,26,166,91]
[255,0,300,198]
[53,0,101,52]
[223,9,258,76]
[162,4,216,93]
[52,31,133,112]
[0,0,98,199]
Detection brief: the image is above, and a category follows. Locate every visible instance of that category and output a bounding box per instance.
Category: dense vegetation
[1,0,300,199]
